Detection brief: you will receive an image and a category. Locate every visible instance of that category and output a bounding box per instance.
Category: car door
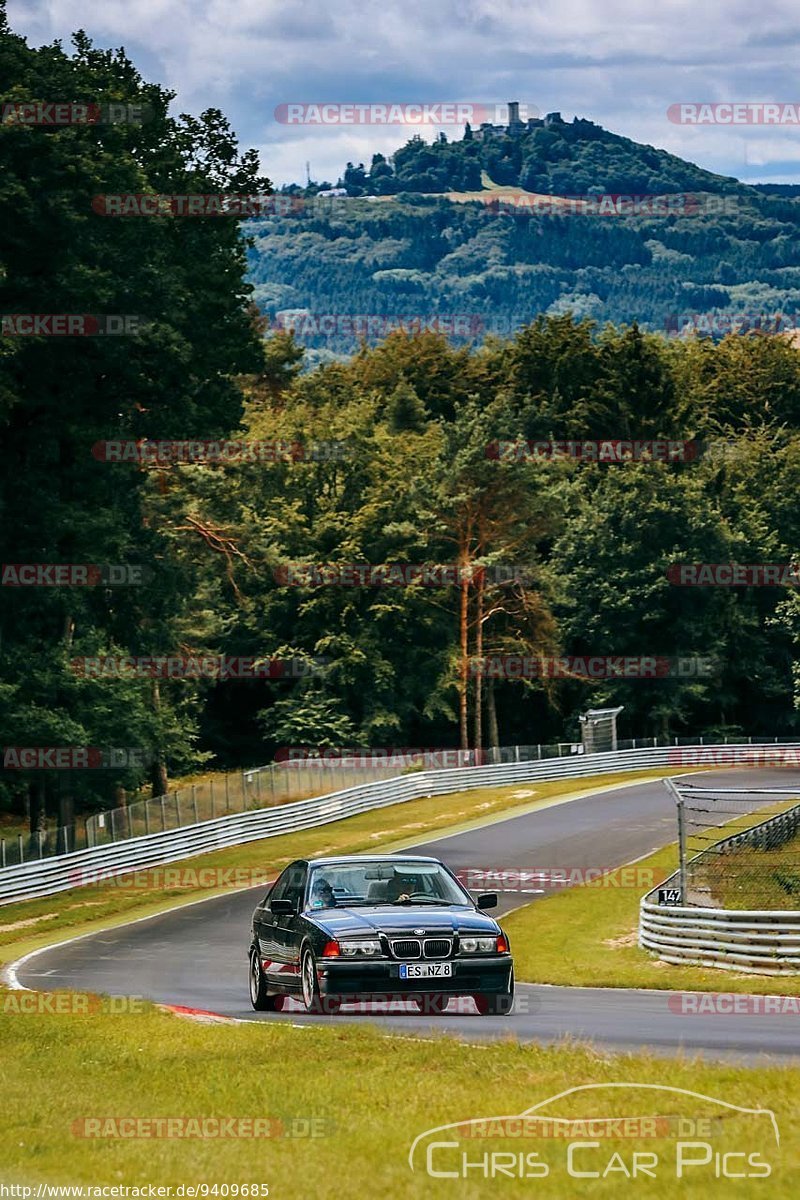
[271,860,308,986]
[255,869,290,985]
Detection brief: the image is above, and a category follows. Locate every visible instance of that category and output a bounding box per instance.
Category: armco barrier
[2,742,800,908]
[640,785,800,975]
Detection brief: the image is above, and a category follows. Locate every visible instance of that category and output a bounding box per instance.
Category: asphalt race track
[10,769,800,1061]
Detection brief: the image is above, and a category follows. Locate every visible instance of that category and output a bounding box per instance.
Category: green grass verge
[0,769,686,966]
[504,842,800,994]
[0,1005,796,1197]
[699,827,800,910]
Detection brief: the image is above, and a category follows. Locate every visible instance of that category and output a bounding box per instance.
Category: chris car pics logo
[408,1084,779,1181]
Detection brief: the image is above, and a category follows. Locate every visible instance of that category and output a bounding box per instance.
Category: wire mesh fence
[667,779,800,909]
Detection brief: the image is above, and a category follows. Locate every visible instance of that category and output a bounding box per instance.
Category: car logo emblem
[413,928,425,935]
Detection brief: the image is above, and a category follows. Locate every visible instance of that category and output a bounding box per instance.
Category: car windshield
[305,861,471,909]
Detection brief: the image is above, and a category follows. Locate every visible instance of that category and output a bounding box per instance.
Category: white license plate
[399,962,453,979]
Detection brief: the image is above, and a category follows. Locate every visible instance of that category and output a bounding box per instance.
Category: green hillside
[247,115,800,356]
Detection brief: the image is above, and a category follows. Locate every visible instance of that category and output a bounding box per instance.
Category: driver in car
[309,875,337,908]
[386,873,417,903]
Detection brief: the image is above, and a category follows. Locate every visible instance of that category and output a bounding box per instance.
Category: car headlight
[459,936,498,954]
[339,939,383,957]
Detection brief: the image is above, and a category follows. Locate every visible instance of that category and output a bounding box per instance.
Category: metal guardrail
[7,733,797,869]
[3,740,799,908]
[1,746,574,868]
[640,784,800,975]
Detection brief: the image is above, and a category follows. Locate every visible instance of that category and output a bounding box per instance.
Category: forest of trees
[251,120,800,355]
[4,12,800,834]
[249,185,800,355]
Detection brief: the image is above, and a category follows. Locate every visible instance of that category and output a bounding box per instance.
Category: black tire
[474,968,514,1016]
[300,947,340,1014]
[249,949,284,1012]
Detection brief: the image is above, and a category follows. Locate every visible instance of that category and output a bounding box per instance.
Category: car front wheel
[474,968,514,1016]
[300,948,340,1013]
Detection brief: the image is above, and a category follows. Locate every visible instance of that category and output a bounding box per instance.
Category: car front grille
[390,939,421,959]
[423,938,452,959]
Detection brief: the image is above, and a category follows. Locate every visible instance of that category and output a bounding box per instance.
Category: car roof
[305,854,441,866]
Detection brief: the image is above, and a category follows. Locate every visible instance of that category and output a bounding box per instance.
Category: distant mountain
[247,113,800,357]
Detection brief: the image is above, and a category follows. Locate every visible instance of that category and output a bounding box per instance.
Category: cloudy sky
[8,0,800,187]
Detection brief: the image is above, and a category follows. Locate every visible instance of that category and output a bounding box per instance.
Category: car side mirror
[270,898,295,914]
[476,892,498,910]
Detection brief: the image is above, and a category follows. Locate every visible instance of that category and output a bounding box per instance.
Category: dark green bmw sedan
[248,854,514,1015]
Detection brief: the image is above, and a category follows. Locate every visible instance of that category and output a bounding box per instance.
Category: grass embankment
[505,840,800,994]
[0,769,684,966]
[0,1009,796,1198]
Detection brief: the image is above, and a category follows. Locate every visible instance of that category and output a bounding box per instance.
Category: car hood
[307,905,500,938]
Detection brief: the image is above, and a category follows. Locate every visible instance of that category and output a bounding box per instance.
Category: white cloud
[8,0,800,184]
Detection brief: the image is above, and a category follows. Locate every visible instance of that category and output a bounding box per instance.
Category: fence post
[192,785,199,824]
[241,770,247,809]
[160,796,166,831]
[0,839,5,868]
[176,793,182,827]
[225,773,230,814]
[677,796,687,900]
[38,830,44,859]
[210,777,216,820]
[17,834,24,863]
[109,811,116,843]
[145,803,151,836]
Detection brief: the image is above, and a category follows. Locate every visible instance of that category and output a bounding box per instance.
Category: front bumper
[317,954,513,997]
